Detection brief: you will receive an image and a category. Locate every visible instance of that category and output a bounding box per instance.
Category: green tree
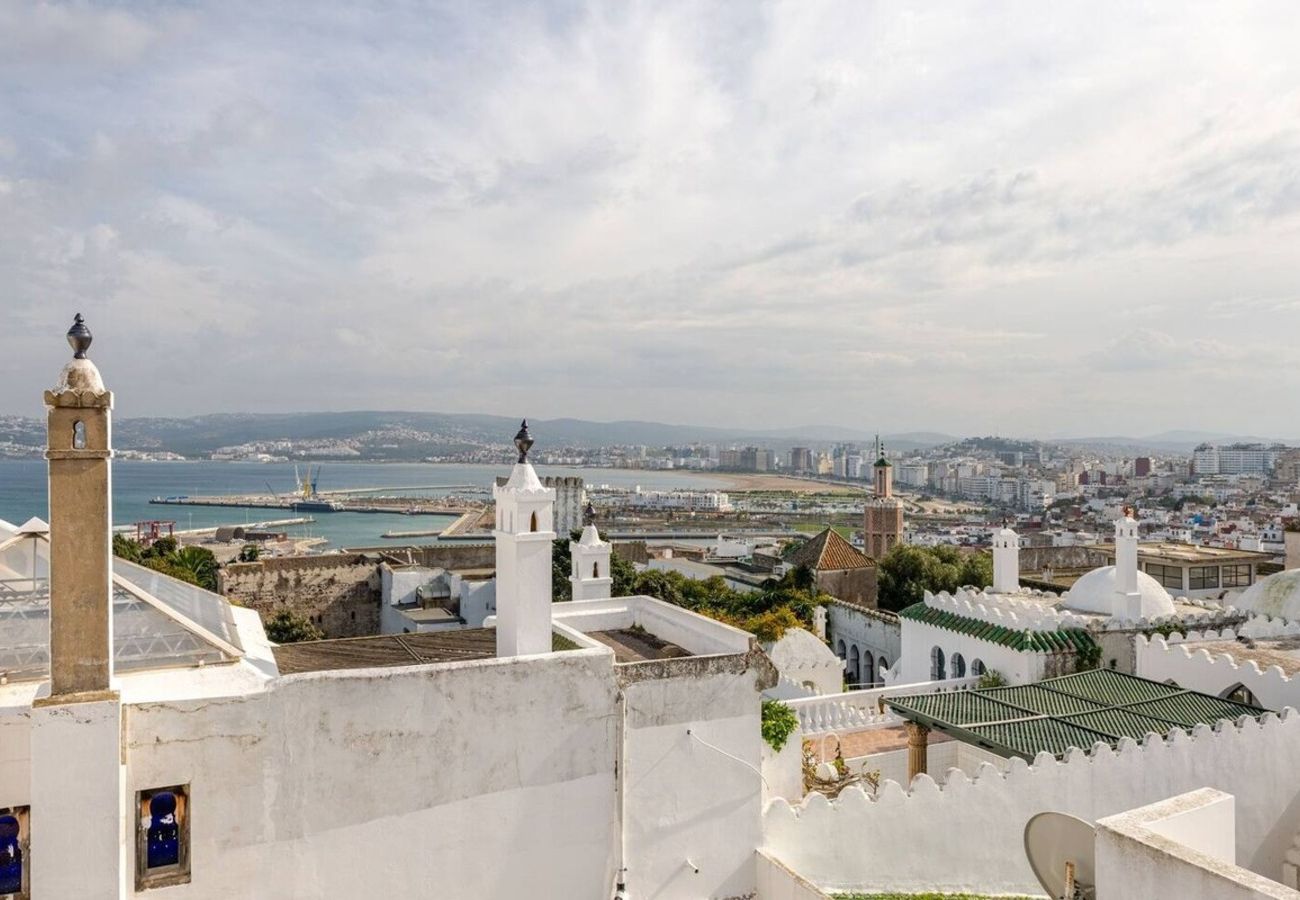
[112,534,143,562]
[172,545,219,592]
[610,551,637,596]
[264,608,323,644]
[877,544,993,612]
[238,543,261,562]
[552,536,574,602]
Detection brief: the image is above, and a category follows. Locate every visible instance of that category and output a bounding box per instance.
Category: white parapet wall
[786,677,980,735]
[1096,789,1300,900]
[1136,626,1300,712]
[763,711,1300,896]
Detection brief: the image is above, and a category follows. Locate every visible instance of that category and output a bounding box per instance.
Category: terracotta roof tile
[786,528,875,571]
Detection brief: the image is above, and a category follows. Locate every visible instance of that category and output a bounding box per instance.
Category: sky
[2,1,1299,439]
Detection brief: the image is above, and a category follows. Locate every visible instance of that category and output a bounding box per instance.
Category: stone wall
[1019,543,1105,574]
[219,554,381,638]
[814,566,877,608]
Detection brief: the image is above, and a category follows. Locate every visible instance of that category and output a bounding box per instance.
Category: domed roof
[1064,566,1175,619]
[1233,569,1300,621]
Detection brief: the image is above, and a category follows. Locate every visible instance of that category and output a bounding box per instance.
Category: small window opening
[72,421,87,450]
[529,511,538,532]
[0,806,29,899]
[592,562,600,578]
[137,786,190,890]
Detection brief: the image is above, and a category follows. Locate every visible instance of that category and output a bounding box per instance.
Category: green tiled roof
[885,667,1271,762]
[898,602,1098,654]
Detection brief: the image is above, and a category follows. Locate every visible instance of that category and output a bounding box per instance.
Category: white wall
[755,849,829,900]
[1137,629,1300,712]
[826,603,899,687]
[762,727,805,805]
[764,711,1300,896]
[899,618,1039,684]
[124,649,621,899]
[851,740,1009,788]
[623,662,764,900]
[1096,789,1300,900]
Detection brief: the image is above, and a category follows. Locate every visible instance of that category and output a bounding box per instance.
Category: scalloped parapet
[1137,625,1300,712]
[762,709,1300,896]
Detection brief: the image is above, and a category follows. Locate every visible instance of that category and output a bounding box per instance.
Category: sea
[0,459,727,550]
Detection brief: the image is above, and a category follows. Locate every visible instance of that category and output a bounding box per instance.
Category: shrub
[761,699,798,752]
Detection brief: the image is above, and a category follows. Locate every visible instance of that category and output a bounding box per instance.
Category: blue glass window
[146,792,180,869]
[0,814,21,894]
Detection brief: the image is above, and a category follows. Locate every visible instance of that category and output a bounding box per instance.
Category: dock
[150,494,479,517]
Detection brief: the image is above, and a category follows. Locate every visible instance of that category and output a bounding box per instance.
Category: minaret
[31,314,125,900]
[864,437,904,560]
[570,502,613,601]
[493,420,557,657]
[44,313,115,696]
[1114,510,1142,619]
[992,524,1020,594]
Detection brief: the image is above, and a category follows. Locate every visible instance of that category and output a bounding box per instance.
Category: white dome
[1233,569,1300,621]
[1064,566,1175,619]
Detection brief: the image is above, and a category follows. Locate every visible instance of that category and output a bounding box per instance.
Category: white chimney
[992,527,1020,593]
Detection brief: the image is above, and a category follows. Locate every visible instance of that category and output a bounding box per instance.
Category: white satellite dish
[1024,811,1097,899]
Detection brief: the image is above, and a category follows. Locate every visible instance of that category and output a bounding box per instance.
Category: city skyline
[3,3,1300,435]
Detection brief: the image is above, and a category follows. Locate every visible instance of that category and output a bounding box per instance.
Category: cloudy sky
[2,2,1299,438]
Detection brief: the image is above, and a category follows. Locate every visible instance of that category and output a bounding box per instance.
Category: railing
[787,676,982,735]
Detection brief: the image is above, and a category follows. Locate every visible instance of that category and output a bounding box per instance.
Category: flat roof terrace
[273,628,497,674]
[586,628,691,663]
[1094,542,1274,565]
[1179,635,1300,678]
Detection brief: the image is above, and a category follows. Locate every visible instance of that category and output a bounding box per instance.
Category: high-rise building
[1134,457,1152,478]
[788,447,814,472]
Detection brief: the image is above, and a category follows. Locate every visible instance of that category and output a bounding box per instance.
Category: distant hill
[1054,431,1299,454]
[0,410,954,458]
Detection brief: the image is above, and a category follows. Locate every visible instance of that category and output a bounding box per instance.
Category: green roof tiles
[898,602,1098,655]
[885,667,1271,762]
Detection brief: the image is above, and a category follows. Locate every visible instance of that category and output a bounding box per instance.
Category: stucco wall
[826,602,899,687]
[219,555,380,638]
[623,664,765,900]
[123,650,621,899]
[756,849,829,900]
[1137,629,1300,712]
[899,618,1045,684]
[764,711,1300,896]
[1096,790,1300,900]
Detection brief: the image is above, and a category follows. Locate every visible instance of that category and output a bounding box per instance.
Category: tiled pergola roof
[884,668,1268,761]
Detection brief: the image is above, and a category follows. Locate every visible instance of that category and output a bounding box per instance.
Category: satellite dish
[1024,811,1096,899]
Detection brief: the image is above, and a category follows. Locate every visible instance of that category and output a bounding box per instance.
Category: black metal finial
[67,313,92,359]
[583,501,596,526]
[513,419,534,463]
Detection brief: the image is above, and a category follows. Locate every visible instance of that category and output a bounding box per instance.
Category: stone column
[905,721,930,782]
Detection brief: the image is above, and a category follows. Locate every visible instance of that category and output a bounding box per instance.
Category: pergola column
[905,721,930,782]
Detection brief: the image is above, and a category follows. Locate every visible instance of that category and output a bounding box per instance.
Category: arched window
[951,652,966,678]
[877,656,889,677]
[147,792,180,869]
[593,561,600,578]
[863,650,876,687]
[529,511,538,532]
[1222,683,1260,706]
[0,812,24,895]
[930,646,946,681]
[971,658,986,677]
[72,420,87,449]
[836,640,846,660]
[848,645,860,685]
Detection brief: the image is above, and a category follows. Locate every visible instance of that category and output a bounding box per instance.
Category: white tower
[992,525,1020,594]
[570,503,612,602]
[493,421,556,657]
[1114,511,1142,619]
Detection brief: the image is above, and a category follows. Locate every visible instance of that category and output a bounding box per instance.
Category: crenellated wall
[1137,625,1300,712]
[763,711,1300,896]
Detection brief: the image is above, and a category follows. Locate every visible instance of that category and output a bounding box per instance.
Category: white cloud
[0,0,1299,437]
